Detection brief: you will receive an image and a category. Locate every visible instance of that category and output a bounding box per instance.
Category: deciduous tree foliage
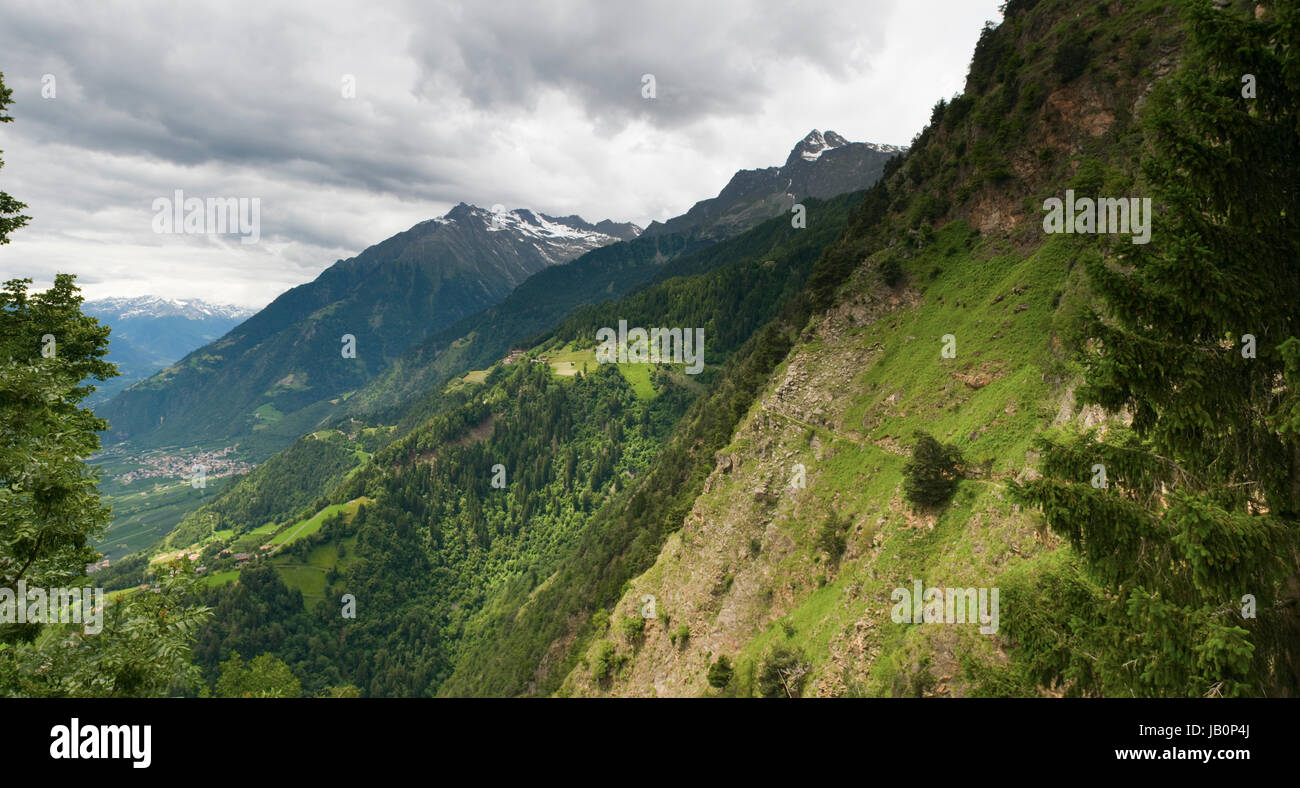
[0,73,31,243]
[212,650,302,698]
[0,78,209,695]
[1,276,114,594]
[0,277,212,696]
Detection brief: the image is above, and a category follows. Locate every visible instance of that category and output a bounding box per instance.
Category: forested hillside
[338,229,703,426]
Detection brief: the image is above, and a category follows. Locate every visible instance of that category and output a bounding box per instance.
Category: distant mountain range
[94,203,640,453]
[95,130,902,455]
[87,295,252,322]
[83,297,254,405]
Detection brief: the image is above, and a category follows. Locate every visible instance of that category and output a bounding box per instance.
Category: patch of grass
[276,564,328,601]
[269,497,371,547]
[202,569,241,589]
[251,402,284,428]
[840,224,1068,473]
[544,344,594,377]
[95,478,232,561]
[616,361,656,400]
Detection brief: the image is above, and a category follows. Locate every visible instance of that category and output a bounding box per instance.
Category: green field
[446,368,489,392]
[545,343,657,399]
[251,402,284,428]
[615,361,655,399]
[544,345,591,377]
[270,497,370,548]
[448,344,664,401]
[276,565,328,599]
[274,534,361,606]
[206,500,370,607]
[95,477,231,561]
[202,569,241,589]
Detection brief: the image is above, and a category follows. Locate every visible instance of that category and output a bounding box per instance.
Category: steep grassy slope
[563,224,1090,696]
[452,0,1205,696]
[566,0,1300,698]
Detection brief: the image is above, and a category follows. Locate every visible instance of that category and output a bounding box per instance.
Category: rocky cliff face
[642,130,905,240]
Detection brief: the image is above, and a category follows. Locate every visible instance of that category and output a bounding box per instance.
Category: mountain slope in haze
[95,205,638,456]
[339,230,704,426]
[342,130,905,427]
[641,130,904,240]
[83,296,253,405]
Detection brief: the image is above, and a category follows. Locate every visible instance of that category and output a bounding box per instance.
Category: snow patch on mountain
[797,130,839,161]
[465,205,640,242]
[863,141,908,153]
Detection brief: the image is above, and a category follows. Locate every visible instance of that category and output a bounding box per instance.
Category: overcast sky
[0,0,1003,309]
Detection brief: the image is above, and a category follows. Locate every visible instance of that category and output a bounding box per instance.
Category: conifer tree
[1012,1,1300,696]
[903,431,964,509]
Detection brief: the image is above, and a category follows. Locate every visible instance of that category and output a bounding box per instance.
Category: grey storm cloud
[0,4,450,199]
[405,0,896,128]
[0,0,1002,307]
[3,0,897,180]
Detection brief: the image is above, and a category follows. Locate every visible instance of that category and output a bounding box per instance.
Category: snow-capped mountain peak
[862,141,908,154]
[794,129,851,162]
[437,202,640,243]
[788,129,907,164]
[796,129,832,161]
